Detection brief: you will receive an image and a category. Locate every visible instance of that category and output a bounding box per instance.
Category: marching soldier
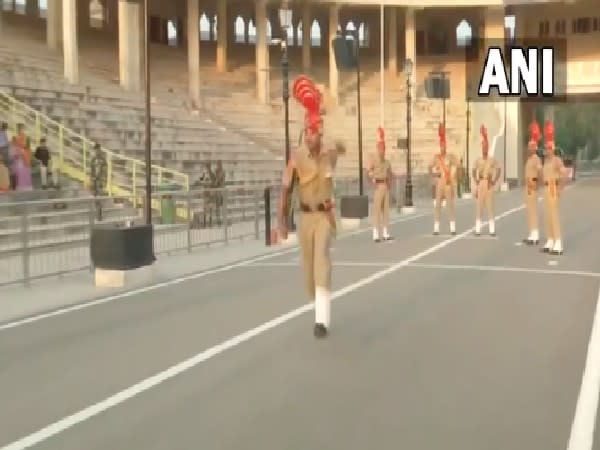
[367,126,393,242]
[541,120,567,255]
[523,120,542,245]
[428,123,459,235]
[472,124,501,236]
[278,75,345,338]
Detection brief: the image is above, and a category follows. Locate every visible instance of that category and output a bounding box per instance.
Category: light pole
[403,58,413,208]
[143,0,152,225]
[279,1,292,164]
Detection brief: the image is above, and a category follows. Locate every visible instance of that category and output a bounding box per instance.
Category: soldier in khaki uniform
[541,120,567,255]
[472,125,501,236]
[278,75,345,338]
[368,127,393,242]
[428,123,458,235]
[523,120,542,245]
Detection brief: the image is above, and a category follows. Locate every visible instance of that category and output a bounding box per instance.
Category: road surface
[1,179,599,450]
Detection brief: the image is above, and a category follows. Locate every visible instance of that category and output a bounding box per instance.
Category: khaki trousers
[372,183,389,231]
[299,211,333,299]
[525,186,538,233]
[544,185,561,242]
[434,181,455,223]
[475,179,494,220]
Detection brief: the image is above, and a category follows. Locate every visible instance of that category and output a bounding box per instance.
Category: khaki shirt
[294,144,335,209]
[429,152,458,185]
[525,154,542,181]
[369,154,392,181]
[473,156,499,182]
[542,155,564,182]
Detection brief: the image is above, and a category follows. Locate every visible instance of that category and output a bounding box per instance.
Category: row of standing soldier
[276,76,569,341]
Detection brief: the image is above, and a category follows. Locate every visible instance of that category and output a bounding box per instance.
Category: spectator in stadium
[200,162,216,227]
[10,136,33,191]
[0,157,9,192]
[34,137,57,189]
[214,160,225,225]
[0,122,9,168]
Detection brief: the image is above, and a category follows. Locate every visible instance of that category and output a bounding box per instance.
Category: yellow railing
[0,92,191,218]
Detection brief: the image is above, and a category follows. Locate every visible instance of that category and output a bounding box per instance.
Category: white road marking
[0,204,525,450]
[515,241,523,246]
[408,263,600,278]
[0,211,429,332]
[567,284,600,450]
[249,261,392,267]
[548,260,559,266]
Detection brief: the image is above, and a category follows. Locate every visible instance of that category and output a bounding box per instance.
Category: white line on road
[0,203,526,450]
[0,211,429,332]
[567,283,600,450]
[407,263,600,278]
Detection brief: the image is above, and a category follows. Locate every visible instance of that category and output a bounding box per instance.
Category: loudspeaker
[425,76,450,99]
[331,36,357,70]
[339,195,369,219]
[91,224,155,270]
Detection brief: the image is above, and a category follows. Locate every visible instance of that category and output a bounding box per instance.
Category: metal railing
[0,186,263,286]
[0,92,190,215]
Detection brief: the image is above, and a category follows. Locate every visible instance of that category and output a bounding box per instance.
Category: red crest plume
[544,119,555,146]
[292,75,322,132]
[438,123,447,148]
[480,124,489,150]
[529,120,541,146]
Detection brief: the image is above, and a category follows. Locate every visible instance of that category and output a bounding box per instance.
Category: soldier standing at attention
[541,120,567,255]
[429,123,458,235]
[278,75,345,338]
[523,120,542,245]
[472,124,501,236]
[367,127,393,242]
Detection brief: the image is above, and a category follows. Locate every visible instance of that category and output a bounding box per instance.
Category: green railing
[0,92,190,217]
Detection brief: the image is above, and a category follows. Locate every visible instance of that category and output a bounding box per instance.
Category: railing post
[186,190,192,252]
[222,188,229,244]
[88,198,95,273]
[35,112,41,144]
[10,96,16,131]
[264,187,271,246]
[82,139,88,184]
[132,161,137,207]
[20,210,30,286]
[106,153,113,197]
[58,125,64,170]
[254,187,260,239]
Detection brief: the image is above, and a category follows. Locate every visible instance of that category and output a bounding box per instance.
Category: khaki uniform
[429,152,458,234]
[369,155,392,241]
[524,153,542,243]
[542,155,565,253]
[294,144,336,328]
[473,156,500,235]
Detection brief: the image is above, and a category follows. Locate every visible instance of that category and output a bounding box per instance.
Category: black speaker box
[425,76,450,99]
[331,36,357,70]
[90,224,155,270]
[339,195,369,219]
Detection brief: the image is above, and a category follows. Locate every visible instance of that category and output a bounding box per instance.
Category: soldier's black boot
[313,323,327,338]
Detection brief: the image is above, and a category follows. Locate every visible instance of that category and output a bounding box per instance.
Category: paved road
[1,179,599,450]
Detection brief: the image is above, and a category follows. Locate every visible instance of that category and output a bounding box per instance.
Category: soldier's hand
[279,223,288,241]
[334,141,346,156]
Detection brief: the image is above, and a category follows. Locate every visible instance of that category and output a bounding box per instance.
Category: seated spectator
[34,137,57,189]
[10,137,33,191]
[0,122,8,168]
[0,158,9,192]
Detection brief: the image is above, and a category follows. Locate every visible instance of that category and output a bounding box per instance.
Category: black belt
[375,178,387,183]
[300,202,331,213]
[544,180,557,186]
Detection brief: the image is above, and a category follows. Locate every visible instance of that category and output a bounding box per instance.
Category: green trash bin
[161,195,175,224]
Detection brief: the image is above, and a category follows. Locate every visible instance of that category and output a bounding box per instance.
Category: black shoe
[433,231,439,236]
[551,249,564,255]
[475,231,481,236]
[489,232,496,237]
[374,238,381,243]
[541,247,550,253]
[313,323,328,338]
[384,236,393,241]
[451,231,456,236]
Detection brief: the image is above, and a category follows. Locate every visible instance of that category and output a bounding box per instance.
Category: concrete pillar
[187,0,201,106]
[404,7,416,99]
[47,0,62,50]
[118,0,142,91]
[255,0,270,104]
[62,0,79,84]
[302,3,311,70]
[328,4,339,104]
[388,7,398,77]
[216,0,227,73]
